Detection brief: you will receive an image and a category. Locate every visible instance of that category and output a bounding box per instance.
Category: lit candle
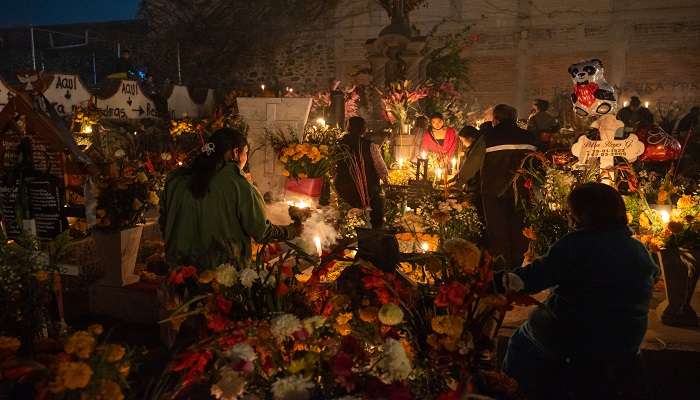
[81,125,92,134]
[420,242,429,252]
[623,101,629,107]
[451,157,457,172]
[435,167,443,181]
[644,101,650,108]
[659,210,670,224]
[316,118,326,127]
[397,158,405,169]
[289,88,293,93]
[420,151,427,160]
[177,161,183,166]
[314,236,322,257]
[261,84,265,92]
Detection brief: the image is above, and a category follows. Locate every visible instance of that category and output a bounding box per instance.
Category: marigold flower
[64,331,95,359]
[103,344,126,363]
[378,303,404,326]
[87,324,103,336]
[522,227,538,241]
[198,270,215,284]
[55,361,93,390]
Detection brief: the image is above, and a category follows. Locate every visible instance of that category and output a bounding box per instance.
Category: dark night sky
[0,0,140,28]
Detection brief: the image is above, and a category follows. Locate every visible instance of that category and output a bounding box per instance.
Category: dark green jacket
[507,226,659,357]
[159,162,273,268]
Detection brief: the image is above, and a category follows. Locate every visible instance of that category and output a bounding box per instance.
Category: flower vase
[93,225,143,287]
[655,247,699,327]
[285,177,324,197]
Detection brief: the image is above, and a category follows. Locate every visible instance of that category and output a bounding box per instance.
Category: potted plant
[92,162,159,287]
[279,142,337,197]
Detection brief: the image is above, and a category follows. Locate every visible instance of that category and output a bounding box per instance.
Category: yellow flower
[627,212,634,224]
[335,312,353,326]
[56,361,93,390]
[431,315,464,338]
[136,172,148,183]
[118,362,131,377]
[95,379,124,400]
[657,189,668,204]
[319,145,329,154]
[87,324,103,336]
[0,336,21,354]
[442,239,481,274]
[148,191,160,206]
[298,173,308,179]
[639,213,651,230]
[280,156,288,163]
[34,270,50,282]
[64,331,95,359]
[359,306,378,323]
[282,170,290,177]
[335,323,352,336]
[199,270,215,284]
[677,195,694,209]
[378,303,404,326]
[102,344,126,363]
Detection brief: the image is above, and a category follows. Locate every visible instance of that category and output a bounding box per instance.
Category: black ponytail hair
[189,127,248,199]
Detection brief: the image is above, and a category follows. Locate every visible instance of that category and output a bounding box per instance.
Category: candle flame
[435,167,443,179]
[420,242,430,252]
[660,210,670,224]
[314,236,322,257]
[261,84,265,91]
[316,118,326,127]
[420,151,427,160]
[397,158,405,168]
[644,101,649,108]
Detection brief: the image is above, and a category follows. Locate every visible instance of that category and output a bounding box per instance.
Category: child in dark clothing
[499,182,659,399]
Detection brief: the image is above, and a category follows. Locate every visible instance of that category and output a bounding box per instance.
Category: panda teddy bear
[568,59,616,117]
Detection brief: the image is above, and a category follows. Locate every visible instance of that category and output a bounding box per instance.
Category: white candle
[397,158,405,168]
[435,167,443,180]
[316,118,326,127]
[623,101,629,107]
[420,151,427,160]
[659,210,670,224]
[644,101,650,108]
[314,236,322,257]
[451,157,457,172]
[261,84,265,92]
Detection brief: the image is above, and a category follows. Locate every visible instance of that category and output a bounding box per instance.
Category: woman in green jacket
[159,128,299,269]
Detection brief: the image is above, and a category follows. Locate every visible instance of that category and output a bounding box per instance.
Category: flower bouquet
[378,80,429,128]
[0,325,134,400]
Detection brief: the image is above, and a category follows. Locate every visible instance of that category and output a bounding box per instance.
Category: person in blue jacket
[499,182,659,399]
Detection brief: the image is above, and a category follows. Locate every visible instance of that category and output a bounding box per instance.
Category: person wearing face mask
[159,127,301,269]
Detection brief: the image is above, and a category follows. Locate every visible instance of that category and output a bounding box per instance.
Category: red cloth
[574,82,599,108]
[420,127,458,158]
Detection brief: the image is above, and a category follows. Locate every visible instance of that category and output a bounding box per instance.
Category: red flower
[435,282,469,308]
[331,352,354,377]
[168,266,197,285]
[171,350,212,388]
[215,295,232,314]
[276,282,289,296]
[523,178,533,190]
[362,275,384,289]
[206,313,230,332]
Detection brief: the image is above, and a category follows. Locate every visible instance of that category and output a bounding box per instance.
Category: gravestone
[571,116,644,183]
[236,98,312,198]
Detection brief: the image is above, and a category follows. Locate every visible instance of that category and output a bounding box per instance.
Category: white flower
[302,316,326,335]
[270,314,302,341]
[239,268,258,288]
[161,152,172,161]
[226,343,257,363]
[376,338,412,383]
[211,367,246,400]
[215,263,238,287]
[271,375,314,400]
[114,149,126,158]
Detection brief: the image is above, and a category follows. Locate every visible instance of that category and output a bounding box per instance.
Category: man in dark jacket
[527,99,560,150]
[461,104,536,268]
[334,116,387,228]
[616,96,654,129]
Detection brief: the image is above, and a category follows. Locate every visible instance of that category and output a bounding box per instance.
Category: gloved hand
[502,272,525,292]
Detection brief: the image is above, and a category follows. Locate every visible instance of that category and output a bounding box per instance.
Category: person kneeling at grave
[159,127,301,269]
[498,182,659,399]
